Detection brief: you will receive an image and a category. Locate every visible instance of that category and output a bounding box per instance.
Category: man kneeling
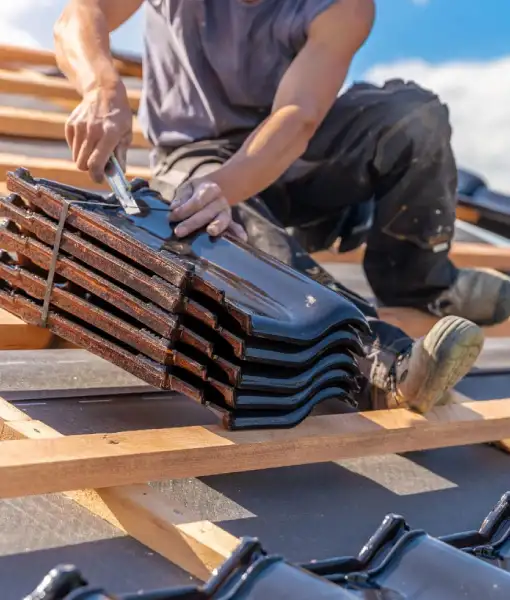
[55,0,507,413]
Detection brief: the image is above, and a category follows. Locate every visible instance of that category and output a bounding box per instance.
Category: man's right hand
[65,81,133,184]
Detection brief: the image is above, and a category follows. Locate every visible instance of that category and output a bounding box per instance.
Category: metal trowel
[104,155,141,216]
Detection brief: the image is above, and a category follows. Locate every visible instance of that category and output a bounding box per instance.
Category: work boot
[427,268,510,326]
[372,315,484,413]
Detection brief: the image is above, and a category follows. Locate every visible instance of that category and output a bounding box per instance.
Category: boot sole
[408,316,484,414]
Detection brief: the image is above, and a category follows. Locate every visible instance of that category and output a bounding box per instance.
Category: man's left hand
[170,178,247,241]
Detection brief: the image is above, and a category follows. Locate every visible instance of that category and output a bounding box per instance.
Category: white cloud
[0,0,56,48]
[0,0,143,53]
[363,57,510,194]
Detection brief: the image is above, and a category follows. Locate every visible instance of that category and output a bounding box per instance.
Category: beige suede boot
[384,315,484,413]
[427,268,510,326]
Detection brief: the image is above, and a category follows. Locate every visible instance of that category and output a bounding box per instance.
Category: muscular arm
[54,0,143,96]
[54,0,143,182]
[209,0,375,205]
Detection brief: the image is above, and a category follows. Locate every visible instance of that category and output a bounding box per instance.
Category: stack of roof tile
[25,492,510,600]
[0,167,369,430]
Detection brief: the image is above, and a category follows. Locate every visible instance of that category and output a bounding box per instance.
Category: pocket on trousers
[381,204,453,252]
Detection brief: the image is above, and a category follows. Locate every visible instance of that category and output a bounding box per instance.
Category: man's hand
[170,179,247,241]
[65,82,133,183]
[55,0,143,181]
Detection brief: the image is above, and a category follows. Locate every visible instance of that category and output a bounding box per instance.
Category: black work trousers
[151,79,459,408]
[153,79,459,308]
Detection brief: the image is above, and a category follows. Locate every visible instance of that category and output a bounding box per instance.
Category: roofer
[54,0,510,414]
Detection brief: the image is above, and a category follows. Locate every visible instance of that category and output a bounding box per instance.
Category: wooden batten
[1,399,510,500]
[0,308,53,350]
[0,69,140,111]
[314,241,510,272]
[0,106,149,148]
[0,398,238,580]
[0,44,142,79]
[456,205,481,224]
[378,307,510,339]
[0,154,151,191]
[0,45,56,69]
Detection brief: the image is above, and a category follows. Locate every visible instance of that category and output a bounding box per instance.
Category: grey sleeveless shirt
[138,0,337,150]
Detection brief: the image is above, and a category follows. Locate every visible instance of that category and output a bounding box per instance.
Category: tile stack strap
[0,168,370,430]
[25,491,510,599]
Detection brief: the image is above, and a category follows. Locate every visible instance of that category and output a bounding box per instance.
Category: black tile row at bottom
[25,492,510,599]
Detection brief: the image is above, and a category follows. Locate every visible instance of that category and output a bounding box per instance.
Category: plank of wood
[444,241,510,270]
[0,153,151,191]
[456,205,481,224]
[0,401,31,425]
[110,52,143,79]
[493,440,510,452]
[378,306,510,339]
[0,106,149,148]
[0,307,53,350]
[317,264,510,340]
[314,242,510,271]
[315,264,510,339]
[0,239,56,348]
[0,291,60,348]
[0,44,142,79]
[0,45,56,69]
[1,399,509,499]
[0,399,238,580]
[0,69,140,111]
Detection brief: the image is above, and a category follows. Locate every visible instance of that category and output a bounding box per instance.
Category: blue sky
[108,0,510,75]
[350,0,510,77]
[4,1,509,73]
[112,0,510,191]
[2,0,510,190]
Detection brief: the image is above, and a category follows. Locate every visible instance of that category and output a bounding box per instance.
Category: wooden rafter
[1,399,510,500]
[0,106,149,148]
[314,241,510,272]
[0,398,238,580]
[456,205,481,224]
[0,153,151,190]
[0,45,56,69]
[0,44,142,79]
[378,306,510,339]
[0,309,53,350]
[0,69,141,111]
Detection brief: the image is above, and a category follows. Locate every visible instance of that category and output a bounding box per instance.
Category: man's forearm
[54,1,118,95]
[209,106,317,206]
[54,0,142,96]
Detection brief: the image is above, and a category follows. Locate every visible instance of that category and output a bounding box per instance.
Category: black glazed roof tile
[25,492,510,600]
[0,169,370,430]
